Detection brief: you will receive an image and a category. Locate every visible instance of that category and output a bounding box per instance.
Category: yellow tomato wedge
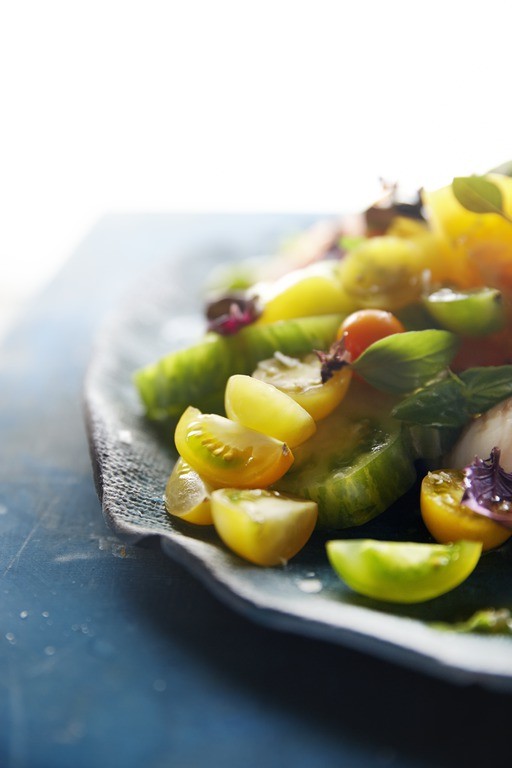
[174,406,293,489]
[224,374,316,447]
[164,457,214,525]
[252,352,352,421]
[420,470,512,552]
[256,262,356,323]
[211,488,318,566]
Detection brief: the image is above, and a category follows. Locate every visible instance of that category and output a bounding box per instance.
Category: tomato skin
[224,374,316,447]
[337,309,405,361]
[420,470,512,552]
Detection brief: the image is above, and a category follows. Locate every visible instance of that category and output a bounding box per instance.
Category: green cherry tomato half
[326,539,482,603]
[423,287,506,337]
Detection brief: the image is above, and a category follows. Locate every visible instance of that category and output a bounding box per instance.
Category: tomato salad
[135,170,512,605]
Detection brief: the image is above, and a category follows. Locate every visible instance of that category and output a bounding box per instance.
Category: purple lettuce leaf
[461,447,512,529]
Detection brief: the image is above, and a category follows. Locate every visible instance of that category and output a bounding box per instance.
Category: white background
[1,0,512,335]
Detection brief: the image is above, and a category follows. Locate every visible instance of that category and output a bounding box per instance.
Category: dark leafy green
[393,365,512,427]
[459,366,512,413]
[351,330,458,394]
[393,375,469,428]
[434,608,512,635]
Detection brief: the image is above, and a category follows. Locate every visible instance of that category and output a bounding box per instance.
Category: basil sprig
[351,330,458,394]
[392,366,512,428]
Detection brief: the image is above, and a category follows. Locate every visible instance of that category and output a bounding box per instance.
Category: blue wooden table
[1,214,510,768]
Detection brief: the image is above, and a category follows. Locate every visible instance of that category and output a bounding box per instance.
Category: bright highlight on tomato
[165,457,213,525]
[224,374,316,447]
[211,488,318,566]
[257,262,356,323]
[252,352,352,421]
[336,309,405,361]
[420,470,512,551]
[326,538,482,603]
[174,406,294,489]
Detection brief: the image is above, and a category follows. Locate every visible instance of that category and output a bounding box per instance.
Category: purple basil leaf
[206,295,261,335]
[461,447,512,529]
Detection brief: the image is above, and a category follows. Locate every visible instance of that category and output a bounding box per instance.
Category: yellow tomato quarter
[211,488,318,566]
[174,406,294,489]
[420,470,511,552]
[224,374,316,447]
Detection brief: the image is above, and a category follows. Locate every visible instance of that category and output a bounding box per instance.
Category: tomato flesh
[420,469,512,551]
[337,309,405,361]
[165,457,213,525]
[252,352,352,421]
[174,406,294,489]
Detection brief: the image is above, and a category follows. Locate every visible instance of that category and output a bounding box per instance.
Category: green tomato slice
[326,539,482,603]
[423,287,505,336]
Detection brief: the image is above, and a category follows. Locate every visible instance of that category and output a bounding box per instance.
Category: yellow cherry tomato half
[224,374,316,447]
[211,488,318,566]
[420,470,512,552]
[252,352,352,421]
[164,457,213,525]
[174,406,294,489]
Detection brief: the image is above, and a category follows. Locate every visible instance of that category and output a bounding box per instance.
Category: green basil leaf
[392,376,469,428]
[351,330,458,394]
[452,176,505,216]
[460,366,512,413]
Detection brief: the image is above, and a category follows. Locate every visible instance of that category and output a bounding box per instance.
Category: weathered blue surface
[0,214,511,768]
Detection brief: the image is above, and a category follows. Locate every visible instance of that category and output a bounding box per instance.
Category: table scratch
[2,519,42,579]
